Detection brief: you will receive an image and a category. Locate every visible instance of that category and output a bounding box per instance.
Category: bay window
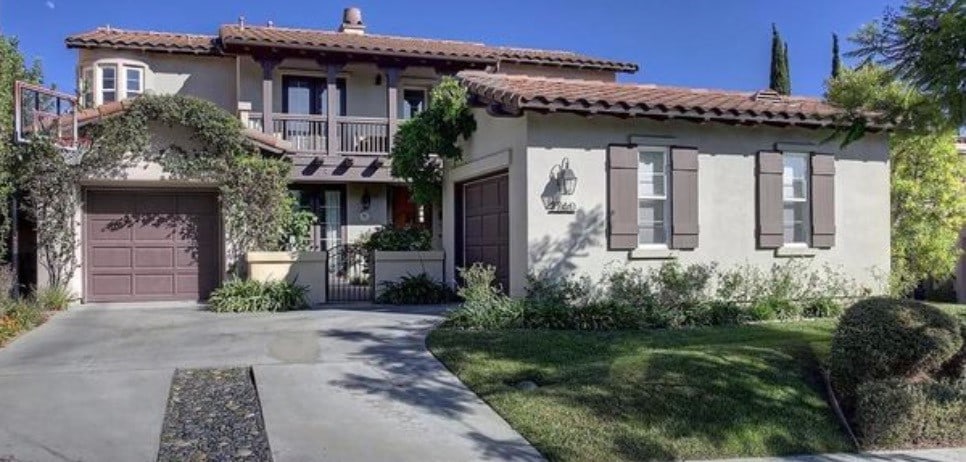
[100,64,117,103]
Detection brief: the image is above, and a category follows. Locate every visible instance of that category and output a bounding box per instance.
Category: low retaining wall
[372,251,446,298]
[246,251,327,305]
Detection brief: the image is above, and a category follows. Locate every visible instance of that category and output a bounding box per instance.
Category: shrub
[855,379,966,449]
[829,297,963,402]
[32,285,74,311]
[376,273,456,305]
[208,279,309,313]
[940,327,966,379]
[648,262,714,327]
[358,226,431,252]
[444,264,523,329]
[0,298,45,344]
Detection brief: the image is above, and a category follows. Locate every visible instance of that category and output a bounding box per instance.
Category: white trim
[775,246,819,258]
[782,151,811,246]
[636,146,670,247]
[629,248,676,260]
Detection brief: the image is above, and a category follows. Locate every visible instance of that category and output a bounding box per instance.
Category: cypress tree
[782,41,791,95]
[831,33,842,78]
[769,24,790,95]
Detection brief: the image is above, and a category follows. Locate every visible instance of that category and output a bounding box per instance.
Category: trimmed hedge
[829,297,963,402]
[856,379,966,448]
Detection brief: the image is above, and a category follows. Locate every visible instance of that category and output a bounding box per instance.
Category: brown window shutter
[757,151,784,249]
[607,144,638,250]
[810,153,836,248]
[670,147,699,249]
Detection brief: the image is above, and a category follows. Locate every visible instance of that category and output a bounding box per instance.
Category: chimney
[339,7,365,35]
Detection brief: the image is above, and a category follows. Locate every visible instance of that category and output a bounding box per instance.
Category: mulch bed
[158,367,272,461]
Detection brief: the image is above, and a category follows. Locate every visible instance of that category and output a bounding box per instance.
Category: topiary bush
[829,297,963,403]
[357,226,432,252]
[855,379,966,449]
[208,279,309,313]
[376,273,456,305]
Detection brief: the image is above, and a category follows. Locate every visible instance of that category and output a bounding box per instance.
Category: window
[638,148,670,246]
[100,64,117,103]
[81,67,94,108]
[401,88,427,119]
[125,67,143,96]
[783,152,810,245]
[282,76,347,115]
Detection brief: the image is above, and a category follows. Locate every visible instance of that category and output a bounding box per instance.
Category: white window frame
[98,63,118,104]
[124,66,144,96]
[782,151,811,247]
[637,146,671,248]
[400,86,429,120]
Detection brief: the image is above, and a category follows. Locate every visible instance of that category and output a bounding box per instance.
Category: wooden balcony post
[258,58,280,135]
[325,63,344,155]
[384,67,401,154]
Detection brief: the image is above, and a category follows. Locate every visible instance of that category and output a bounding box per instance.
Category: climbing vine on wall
[390,76,476,205]
[14,94,299,286]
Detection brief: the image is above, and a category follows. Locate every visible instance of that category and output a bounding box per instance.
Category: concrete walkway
[0,303,542,462]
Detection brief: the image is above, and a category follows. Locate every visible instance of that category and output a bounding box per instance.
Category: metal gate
[326,244,373,302]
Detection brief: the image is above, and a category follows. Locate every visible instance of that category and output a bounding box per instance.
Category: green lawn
[428,303,966,461]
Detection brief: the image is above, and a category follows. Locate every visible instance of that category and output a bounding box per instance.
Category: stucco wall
[520,113,891,294]
[236,56,439,119]
[442,108,529,294]
[345,183,390,245]
[78,49,236,111]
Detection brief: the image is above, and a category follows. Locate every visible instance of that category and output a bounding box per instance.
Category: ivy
[15,94,301,286]
[390,77,476,205]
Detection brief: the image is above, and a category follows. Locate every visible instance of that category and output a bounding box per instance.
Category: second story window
[80,67,94,108]
[125,67,143,96]
[782,152,810,245]
[100,64,117,103]
[401,88,427,119]
[638,147,670,247]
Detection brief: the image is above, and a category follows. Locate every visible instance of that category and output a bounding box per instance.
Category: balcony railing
[247,113,390,155]
[337,117,389,155]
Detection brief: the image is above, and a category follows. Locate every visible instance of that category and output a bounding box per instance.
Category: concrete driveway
[0,304,543,462]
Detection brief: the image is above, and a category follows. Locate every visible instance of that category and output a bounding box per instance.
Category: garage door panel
[90,247,132,268]
[91,274,133,296]
[86,190,219,303]
[89,218,133,241]
[134,274,175,296]
[133,247,175,269]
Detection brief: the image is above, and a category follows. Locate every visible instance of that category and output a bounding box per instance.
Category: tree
[0,35,42,262]
[390,77,476,205]
[783,41,791,94]
[826,66,966,294]
[848,0,966,125]
[831,33,843,78]
[769,24,791,95]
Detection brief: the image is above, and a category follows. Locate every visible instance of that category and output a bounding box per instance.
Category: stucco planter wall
[372,251,446,298]
[246,251,327,305]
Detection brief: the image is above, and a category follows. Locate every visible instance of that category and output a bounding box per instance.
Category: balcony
[247,113,391,156]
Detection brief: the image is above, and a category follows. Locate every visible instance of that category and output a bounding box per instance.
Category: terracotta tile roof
[458,71,863,128]
[218,24,637,72]
[66,28,219,54]
[72,99,292,153]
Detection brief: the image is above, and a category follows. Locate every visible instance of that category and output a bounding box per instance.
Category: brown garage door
[85,190,220,302]
[462,174,509,291]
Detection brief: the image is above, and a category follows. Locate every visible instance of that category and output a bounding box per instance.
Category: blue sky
[1,0,900,96]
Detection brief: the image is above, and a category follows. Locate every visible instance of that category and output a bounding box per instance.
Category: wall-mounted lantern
[542,158,578,214]
[554,158,578,196]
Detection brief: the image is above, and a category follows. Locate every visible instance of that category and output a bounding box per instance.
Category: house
[19,6,889,303]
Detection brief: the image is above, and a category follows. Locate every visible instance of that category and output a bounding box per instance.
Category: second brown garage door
[462,174,509,291]
[85,190,220,303]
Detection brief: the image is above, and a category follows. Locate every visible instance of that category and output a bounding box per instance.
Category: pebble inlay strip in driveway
[157,367,272,462]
